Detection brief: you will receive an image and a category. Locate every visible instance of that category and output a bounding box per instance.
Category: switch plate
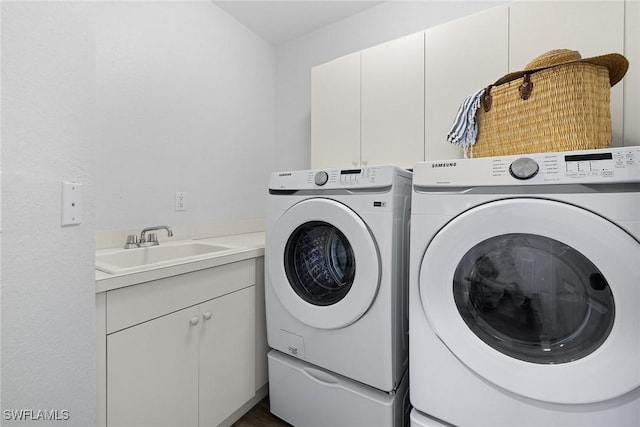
[175,192,186,211]
[62,181,82,226]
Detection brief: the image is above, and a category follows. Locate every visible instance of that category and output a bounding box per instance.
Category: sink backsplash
[95,219,264,250]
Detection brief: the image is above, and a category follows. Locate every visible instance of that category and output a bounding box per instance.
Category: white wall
[1,2,96,426]
[96,1,502,233]
[275,1,503,171]
[95,1,276,233]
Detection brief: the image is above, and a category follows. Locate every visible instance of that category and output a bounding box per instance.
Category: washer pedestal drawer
[268,350,409,427]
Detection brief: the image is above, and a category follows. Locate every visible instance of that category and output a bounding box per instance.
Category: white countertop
[95,232,265,293]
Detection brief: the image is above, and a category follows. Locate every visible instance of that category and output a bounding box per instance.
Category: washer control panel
[414,146,640,187]
[270,166,407,190]
[307,168,380,187]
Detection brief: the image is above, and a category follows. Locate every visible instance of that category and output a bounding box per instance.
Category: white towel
[447,87,486,158]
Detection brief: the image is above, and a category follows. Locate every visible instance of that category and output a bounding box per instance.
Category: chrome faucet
[138,225,173,247]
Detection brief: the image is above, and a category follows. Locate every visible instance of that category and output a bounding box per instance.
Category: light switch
[62,181,82,226]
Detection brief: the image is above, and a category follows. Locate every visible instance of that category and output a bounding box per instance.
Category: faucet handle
[138,232,160,247]
[124,235,139,249]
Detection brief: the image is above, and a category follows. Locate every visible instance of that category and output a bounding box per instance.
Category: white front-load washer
[266,165,412,392]
[409,146,640,426]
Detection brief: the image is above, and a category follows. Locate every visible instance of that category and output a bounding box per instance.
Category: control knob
[509,157,539,180]
[314,171,329,186]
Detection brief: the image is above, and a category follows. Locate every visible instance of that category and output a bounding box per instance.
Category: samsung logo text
[431,162,457,168]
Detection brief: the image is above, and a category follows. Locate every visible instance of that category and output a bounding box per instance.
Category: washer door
[419,198,640,404]
[268,198,380,329]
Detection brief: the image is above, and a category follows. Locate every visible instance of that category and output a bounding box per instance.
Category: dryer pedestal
[268,350,409,427]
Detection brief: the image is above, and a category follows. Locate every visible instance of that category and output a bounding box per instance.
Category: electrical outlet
[175,192,186,211]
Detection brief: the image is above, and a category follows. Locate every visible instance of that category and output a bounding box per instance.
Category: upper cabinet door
[509,1,625,146]
[311,52,361,168]
[424,5,509,161]
[624,0,640,146]
[361,32,425,169]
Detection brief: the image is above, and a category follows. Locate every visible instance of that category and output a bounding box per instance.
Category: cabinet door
[311,52,361,168]
[96,293,107,427]
[361,32,424,169]
[254,257,269,390]
[509,1,625,146]
[424,5,508,161]
[199,286,255,427]
[625,0,640,146]
[107,306,200,427]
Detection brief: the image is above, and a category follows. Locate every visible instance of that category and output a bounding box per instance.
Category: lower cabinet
[99,259,258,427]
[198,287,255,427]
[107,304,201,427]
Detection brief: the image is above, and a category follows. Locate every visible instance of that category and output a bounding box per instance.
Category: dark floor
[232,396,292,427]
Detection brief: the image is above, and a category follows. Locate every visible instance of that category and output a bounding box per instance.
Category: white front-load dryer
[266,165,412,393]
[409,147,640,426]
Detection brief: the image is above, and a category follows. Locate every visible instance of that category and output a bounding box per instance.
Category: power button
[314,171,329,186]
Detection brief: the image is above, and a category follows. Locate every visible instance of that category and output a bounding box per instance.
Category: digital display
[565,153,613,162]
[340,169,362,175]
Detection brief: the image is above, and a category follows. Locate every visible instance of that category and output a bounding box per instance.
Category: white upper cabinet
[311,53,361,168]
[509,1,625,146]
[311,1,633,168]
[361,32,425,169]
[624,0,640,146]
[424,5,509,161]
[311,33,425,170]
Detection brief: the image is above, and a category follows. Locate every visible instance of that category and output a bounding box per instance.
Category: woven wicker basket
[473,62,612,158]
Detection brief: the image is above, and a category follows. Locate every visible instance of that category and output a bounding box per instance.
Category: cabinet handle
[203,312,212,321]
[190,316,199,326]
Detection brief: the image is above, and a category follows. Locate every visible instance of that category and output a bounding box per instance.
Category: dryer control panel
[414,146,640,187]
[270,165,411,190]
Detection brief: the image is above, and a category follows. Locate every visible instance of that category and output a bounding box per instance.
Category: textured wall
[95,2,276,232]
[1,2,96,426]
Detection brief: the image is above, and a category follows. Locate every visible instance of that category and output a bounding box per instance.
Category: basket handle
[519,74,533,100]
[482,73,534,113]
[482,85,493,112]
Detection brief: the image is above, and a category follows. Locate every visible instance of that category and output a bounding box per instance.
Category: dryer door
[268,198,380,329]
[419,198,640,404]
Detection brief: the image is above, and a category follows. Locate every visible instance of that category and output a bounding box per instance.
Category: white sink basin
[96,242,239,274]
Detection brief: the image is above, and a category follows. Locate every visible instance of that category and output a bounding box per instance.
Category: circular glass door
[419,198,640,404]
[453,233,615,365]
[268,198,380,330]
[284,221,356,306]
